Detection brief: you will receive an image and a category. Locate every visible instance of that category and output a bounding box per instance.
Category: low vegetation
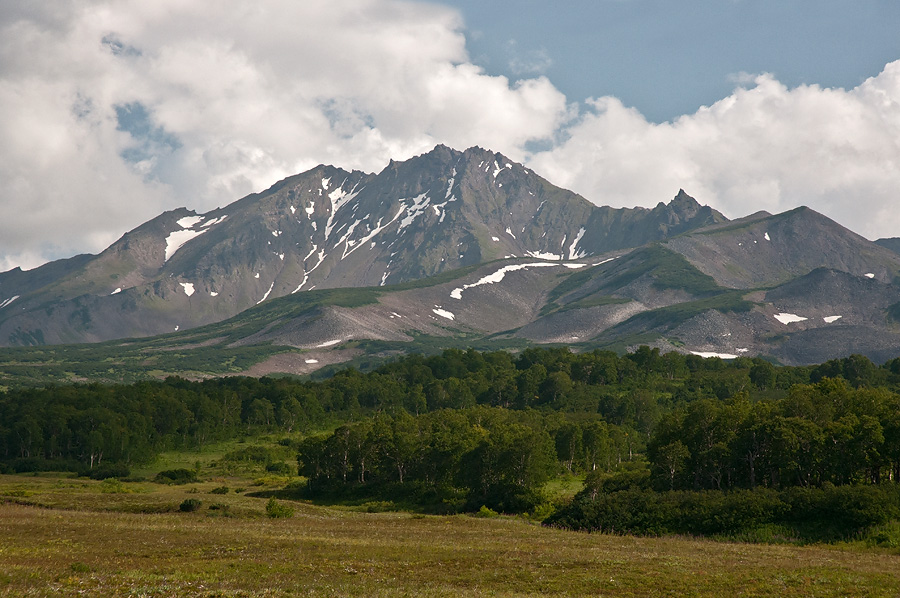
[4,347,900,593]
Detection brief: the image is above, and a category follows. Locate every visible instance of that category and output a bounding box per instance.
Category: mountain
[875,237,900,256]
[3,144,900,385]
[663,207,900,288]
[4,226,900,388]
[0,145,724,347]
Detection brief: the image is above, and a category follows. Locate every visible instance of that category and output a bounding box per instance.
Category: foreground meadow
[2,474,900,597]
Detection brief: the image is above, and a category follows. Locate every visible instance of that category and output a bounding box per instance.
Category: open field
[2,474,900,597]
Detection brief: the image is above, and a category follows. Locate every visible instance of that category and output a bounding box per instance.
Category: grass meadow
[2,440,900,596]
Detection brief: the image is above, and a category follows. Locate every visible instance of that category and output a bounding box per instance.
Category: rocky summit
[2,144,900,373]
[0,145,722,346]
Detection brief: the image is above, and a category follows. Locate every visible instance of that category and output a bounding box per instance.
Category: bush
[223,446,278,463]
[265,462,293,475]
[546,485,900,541]
[782,484,900,534]
[8,457,80,474]
[179,498,202,512]
[265,497,294,518]
[209,486,229,495]
[474,505,500,518]
[208,503,233,517]
[98,478,131,494]
[83,463,131,480]
[155,469,198,485]
[865,520,900,548]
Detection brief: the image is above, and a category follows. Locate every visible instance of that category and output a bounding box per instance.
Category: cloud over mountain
[0,0,568,270]
[529,61,900,240]
[1,1,900,271]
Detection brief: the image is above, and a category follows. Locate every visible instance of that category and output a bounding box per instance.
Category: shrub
[155,469,198,485]
[474,505,500,518]
[223,446,278,463]
[208,503,233,517]
[527,502,558,522]
[99,478,131,494]
[179,498,202,512]
[265,497,294,518]
[9,457,80,474]
[865,521,900,548]
[84,463,131,480]
[265,462,293,475]
[209,486,230,495]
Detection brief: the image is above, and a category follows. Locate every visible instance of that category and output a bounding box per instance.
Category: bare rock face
[0,145,724,346]
[4,144,900,367]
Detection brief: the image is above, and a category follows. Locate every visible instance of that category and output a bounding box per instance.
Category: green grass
[602,245,723,296]
[601,291,756,336]
[886,301,900,324]
[2,430,900,596]
[545,264,609,304]
[556,295,632,313]
[3,474,900,596]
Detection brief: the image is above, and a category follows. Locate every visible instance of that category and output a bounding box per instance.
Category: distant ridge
[0,145,724,346]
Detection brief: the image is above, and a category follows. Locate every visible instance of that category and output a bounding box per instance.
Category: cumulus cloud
[527,61,900,241]
[0,0,569,269]
[2,1,900,273]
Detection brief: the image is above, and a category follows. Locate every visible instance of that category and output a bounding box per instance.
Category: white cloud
[2,1,900,273]
[504,40,553,76]
[0,0,569,269]
[527,62,900,241]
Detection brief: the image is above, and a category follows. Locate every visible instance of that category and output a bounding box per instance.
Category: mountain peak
[0,146,743,346]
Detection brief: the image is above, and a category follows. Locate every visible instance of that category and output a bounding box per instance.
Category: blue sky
[1,1,899,270]
[449,0,900,122]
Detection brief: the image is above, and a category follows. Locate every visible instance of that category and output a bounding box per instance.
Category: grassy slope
[0,261,540,388]
[2,485,898,596]
[2,434,899,596]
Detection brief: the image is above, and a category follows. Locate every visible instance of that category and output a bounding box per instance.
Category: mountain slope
[0,145,724,347]
[5,238,900,388]
[662,206,900,289]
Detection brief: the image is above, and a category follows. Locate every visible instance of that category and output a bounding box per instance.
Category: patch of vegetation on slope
[599,291,755,337]
[886,301,900,324]
[540,245,724,319]
[603,244,723,295]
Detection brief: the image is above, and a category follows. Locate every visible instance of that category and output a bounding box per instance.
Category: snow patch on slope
[398,193,431,230]
[165,228,207,261]
[526,250,561,260]
[774,313,807,324]
[691,351,738,359]
[256,282,274,305]
[568,227,587,260]
[433,308,455,320]
[450,262,562,300]
[177,216,203,228]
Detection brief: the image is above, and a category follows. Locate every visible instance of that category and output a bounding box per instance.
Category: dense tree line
[646,378,900,491]
[295,407,643,511]
[4,346,900,494]
[1,345,786,471]
[298,408,551,511]
[0,377,327,471]
[545,484,900,540]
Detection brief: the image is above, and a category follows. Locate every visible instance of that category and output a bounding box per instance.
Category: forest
[4,346,900,538]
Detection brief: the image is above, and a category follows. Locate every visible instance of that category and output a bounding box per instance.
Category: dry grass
[2,474,900,597]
